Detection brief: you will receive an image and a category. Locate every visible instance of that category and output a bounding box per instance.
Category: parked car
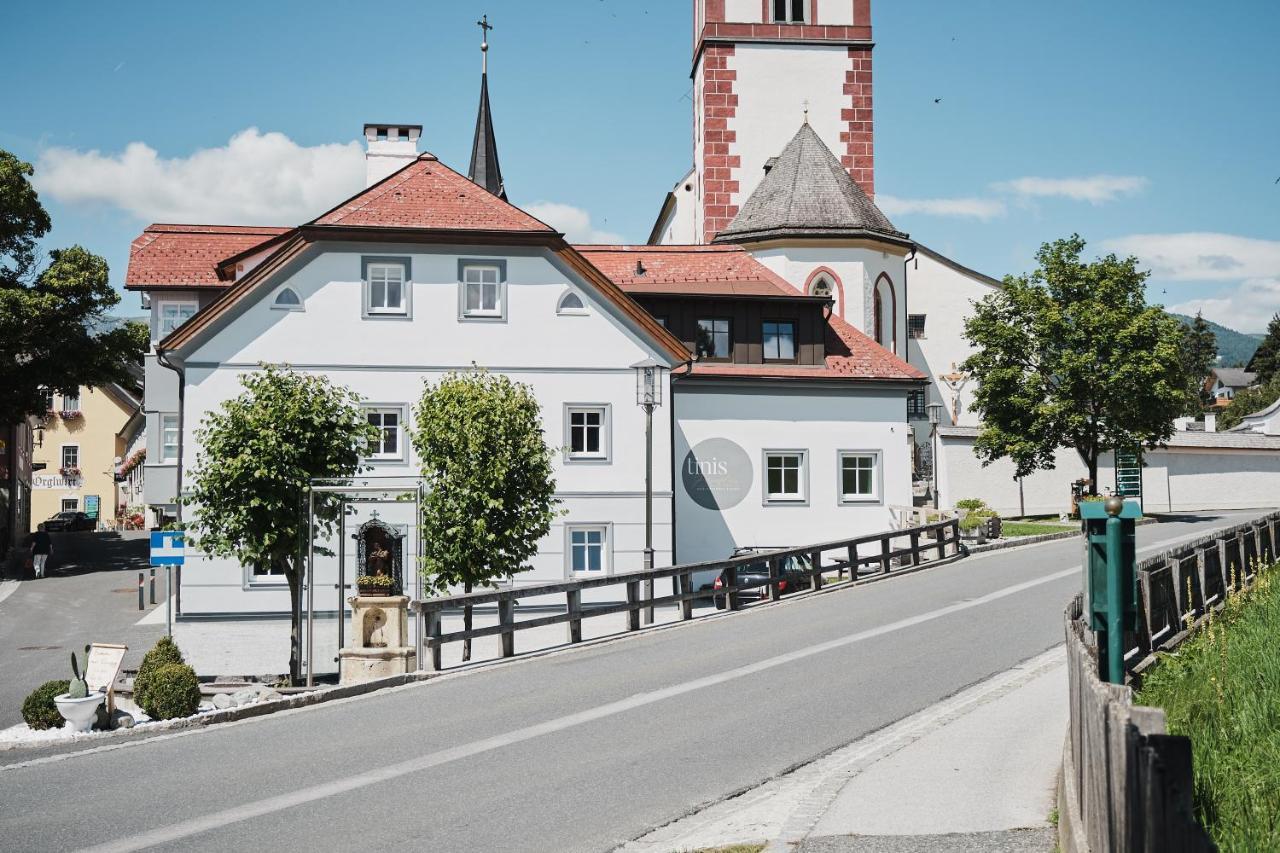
[41,511,95,532]
[713,548,814,609]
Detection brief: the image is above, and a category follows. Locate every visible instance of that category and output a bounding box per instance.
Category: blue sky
[4,1,1278,330]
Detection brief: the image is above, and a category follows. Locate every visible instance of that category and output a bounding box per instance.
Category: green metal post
[1104,502,1125,684]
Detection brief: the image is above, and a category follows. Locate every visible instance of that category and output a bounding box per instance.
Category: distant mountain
[1171,313,1264,368]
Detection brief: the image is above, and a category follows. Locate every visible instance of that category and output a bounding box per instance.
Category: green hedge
[22,680,71,730]
[141,663,201,720]
[133,636,185,713]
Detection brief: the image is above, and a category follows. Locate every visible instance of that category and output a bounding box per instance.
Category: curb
[1057,733,1088,853]
[963,515,1159,557]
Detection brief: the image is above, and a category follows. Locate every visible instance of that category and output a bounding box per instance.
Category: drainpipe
[901,244,916,361]
[156,347,185,618]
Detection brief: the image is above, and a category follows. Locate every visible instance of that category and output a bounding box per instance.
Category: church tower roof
[468,15,506,200]
[713,123,907,246]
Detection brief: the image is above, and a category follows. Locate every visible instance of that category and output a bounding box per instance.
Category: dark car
[713,549,814,609]
[41,511,95,532]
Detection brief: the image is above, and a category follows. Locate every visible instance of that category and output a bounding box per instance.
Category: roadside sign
[150,531,185,566]
[85,495,100,519]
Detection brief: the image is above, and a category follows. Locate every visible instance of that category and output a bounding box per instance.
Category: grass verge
[1003,521,1075,537]
[1135,561,1280,851]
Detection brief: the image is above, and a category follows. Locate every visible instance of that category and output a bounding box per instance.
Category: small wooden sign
[86,643,127,713]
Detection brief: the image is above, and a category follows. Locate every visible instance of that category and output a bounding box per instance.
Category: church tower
[655,1,875,244]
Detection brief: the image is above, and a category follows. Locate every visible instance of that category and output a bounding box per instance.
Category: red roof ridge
[139,223,292,235]
[575,243,743,253]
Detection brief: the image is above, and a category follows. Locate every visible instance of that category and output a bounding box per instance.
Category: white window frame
[271,286,305,311]
[838,450,881,504]
[61,391,81,412]
[458,260,507,321]
[61,498,79,512]
[61,444,80,470]
[362,257,411,318]
[565,524,610,575]
[160,414,179,463]
[556,288,588,316]
[564,404,611,462]
[156,300,198,339]
[364,406,408,463]
[38,387,54,412]
[763,449,808,505]
[771,0,807,23]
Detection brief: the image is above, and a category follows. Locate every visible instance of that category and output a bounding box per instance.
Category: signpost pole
[166,566,173,637]
[1104,498,1125,684]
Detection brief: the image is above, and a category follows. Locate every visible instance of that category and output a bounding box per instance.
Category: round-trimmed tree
[183,364,380,681]
[413,369,560,661]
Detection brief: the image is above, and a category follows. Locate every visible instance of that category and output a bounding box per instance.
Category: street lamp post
[927,402,943,507]
[632,359,666,625]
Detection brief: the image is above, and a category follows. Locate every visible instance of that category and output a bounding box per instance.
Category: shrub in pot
[958,513,987,542]
[22,680,70,730]
[141,662,201,720]
[134,636,186,712]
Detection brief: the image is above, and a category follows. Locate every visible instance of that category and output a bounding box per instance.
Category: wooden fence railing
[1061,511,1280,852]
[411,518,961,671]
[1131,511,1280,668]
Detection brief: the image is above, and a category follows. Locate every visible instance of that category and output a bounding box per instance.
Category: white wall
[750,243,908,357]
[936,434,1087,517]
[1126,449,1280,513]
[177,243,677,616]
[674,382,913,586]
[729,43,853,215]
[654,169,699,245]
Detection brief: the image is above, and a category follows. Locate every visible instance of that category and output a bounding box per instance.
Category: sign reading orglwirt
[682,438,753,510]
[33,473,82,490]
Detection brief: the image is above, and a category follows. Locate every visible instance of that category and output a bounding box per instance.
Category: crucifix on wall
[939,363,970,424]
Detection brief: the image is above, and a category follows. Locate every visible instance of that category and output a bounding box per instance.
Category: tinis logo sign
[682,438,753,510]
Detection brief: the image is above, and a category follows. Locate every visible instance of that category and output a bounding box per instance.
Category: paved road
[0,511,1266,853]
[0,531,164,728]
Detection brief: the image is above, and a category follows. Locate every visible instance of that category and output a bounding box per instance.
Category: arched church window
[873,288,884,346]
[272,287,303,310]
[873,273,896,353]
[557,289,587,315]
[809,276,832,299]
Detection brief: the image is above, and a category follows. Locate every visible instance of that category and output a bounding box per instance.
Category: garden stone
[260,690,283,703]
[231,689,257,706]
[212,693,233,709]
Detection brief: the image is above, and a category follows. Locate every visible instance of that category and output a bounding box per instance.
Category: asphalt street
[0,531,164,728]
[0,511,1266,853]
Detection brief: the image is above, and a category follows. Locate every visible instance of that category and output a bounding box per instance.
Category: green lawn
[1136,563,1280,851]
[1002,520,1075,537]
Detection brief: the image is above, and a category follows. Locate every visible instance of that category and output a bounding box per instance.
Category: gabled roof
[1211,367,1256,389]
[468,72,506,200]
[308,154,550,233]
[125,224,291,289]
[714,123,908,246]
[574,244,805,298]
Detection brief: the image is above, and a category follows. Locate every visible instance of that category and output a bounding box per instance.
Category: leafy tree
[1219,378,1280,431]
[0,150,145,425]
[183,365,380,681]
[962,235,1196,493]
[1180,311,1218,414]
[1246,314,1280,384]
[413,369,560,661]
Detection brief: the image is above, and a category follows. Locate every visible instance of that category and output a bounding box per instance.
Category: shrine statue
[366,541,391,576]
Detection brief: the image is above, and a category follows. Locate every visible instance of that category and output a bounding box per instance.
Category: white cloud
[876,194,1007,221]
[994,174,1147,204]
[1167,278,1280,333]
[34,128,365,224]
[1102,232,1280,281]
[524,201,624,244]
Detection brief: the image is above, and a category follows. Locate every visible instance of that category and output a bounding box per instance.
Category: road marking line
[74,565,1080,853]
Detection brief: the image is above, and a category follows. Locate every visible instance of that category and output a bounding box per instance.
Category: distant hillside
[1171,313,1263,368]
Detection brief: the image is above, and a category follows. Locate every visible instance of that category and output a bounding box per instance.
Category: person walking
[29,524,52,579]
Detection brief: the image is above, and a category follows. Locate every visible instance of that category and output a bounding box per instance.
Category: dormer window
[772,0,806,23]
[362,257,411,318]
[271,287,303,311]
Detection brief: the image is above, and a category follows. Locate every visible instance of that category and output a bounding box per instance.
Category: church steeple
[468,14,506,201]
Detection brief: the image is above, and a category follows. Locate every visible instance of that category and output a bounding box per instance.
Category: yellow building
[31,379,143,529]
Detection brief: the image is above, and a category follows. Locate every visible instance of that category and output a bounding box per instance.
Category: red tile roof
[584,244,923,383]
[575,244,799,297]
[309,154,555,232]
[125,224,291,289]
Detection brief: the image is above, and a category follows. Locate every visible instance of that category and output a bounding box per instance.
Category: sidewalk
[621,647,1065,853]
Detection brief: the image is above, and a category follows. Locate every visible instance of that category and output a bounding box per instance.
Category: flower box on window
[59,466,81,478]
[59,410,83,421]
[116,448,146,480]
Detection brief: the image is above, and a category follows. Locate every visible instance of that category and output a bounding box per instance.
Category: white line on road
[74,564,1080,853]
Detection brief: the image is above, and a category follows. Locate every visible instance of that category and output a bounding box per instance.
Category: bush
[958,514,985,532]
[133,636,186,712]
[141,663,201,720]
[955,498,987,511]
[22,680,71,730]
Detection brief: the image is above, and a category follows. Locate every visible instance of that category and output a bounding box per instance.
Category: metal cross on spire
[477,14,493,74]
[802,99,810,124]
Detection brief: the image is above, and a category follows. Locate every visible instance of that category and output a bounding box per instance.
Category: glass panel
[774,0,788,21]
[482,268,498,284]
[466,282,481,312]
[784,467,798,494]
[482,282,498,311]
[767,463,782,495]
[371,280,386,308]
[559,293,584,312]
[386,280,402,308]
[859,467,874,494]
[696,318,730,359]
[275,288,300,306]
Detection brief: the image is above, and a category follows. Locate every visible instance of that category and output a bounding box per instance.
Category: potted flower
[59,466,81,478]
[958,512,987,544]
[357,573,398,597]
[59,410,83,421]
[54,647,103,732]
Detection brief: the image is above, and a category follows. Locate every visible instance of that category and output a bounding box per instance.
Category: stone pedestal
[338,595,416,683]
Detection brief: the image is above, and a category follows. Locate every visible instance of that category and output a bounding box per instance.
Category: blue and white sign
[150,531,185,566]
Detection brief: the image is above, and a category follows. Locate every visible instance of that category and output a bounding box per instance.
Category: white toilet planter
[54,692,104,732]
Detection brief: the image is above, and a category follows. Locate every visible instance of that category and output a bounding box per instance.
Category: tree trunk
[1086,452,1099,496]
[462,581,473,662]
[284,559,301,684]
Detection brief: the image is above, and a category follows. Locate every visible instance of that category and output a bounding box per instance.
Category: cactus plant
[68,645,90,698]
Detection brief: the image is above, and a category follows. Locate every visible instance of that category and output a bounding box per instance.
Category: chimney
[363,123,422,187]
[1204,413,1217,433]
